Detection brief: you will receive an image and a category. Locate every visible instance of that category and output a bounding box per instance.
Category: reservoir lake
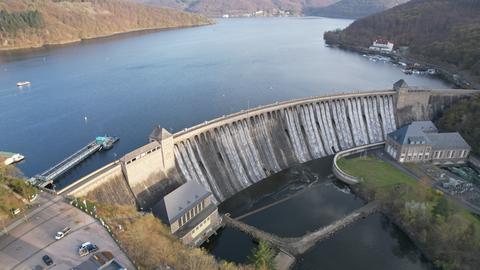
[0,17,447,269]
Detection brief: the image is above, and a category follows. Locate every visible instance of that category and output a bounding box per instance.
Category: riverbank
[338,156,480,270]
[324,41,476,90]
[0,22,213,53]
[0,0,213,53]
[91,202,251,270]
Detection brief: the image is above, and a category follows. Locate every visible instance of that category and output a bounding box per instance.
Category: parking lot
[0,193,134,270]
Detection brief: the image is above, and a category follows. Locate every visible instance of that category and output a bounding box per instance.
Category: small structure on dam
[64,81,478,210]
[157,181,222,247]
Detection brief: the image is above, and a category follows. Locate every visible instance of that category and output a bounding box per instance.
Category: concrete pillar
[149,126,175,171]
[160,129,175,171]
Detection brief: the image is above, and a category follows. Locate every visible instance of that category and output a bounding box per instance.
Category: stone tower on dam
[65,81,478,208]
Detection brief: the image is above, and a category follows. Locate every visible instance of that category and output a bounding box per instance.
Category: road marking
[10,220,97,270]
[0,209,71,251]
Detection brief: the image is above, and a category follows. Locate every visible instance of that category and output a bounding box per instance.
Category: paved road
[0,192,134,270]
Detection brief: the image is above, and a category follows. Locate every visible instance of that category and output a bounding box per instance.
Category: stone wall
[395,87,478,126]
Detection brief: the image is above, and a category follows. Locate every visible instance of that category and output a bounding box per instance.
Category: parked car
[42,255,53,266]
[10,208,21,216]
[78,242,98,257]
[29,193,38,202]
[55,227,72,240]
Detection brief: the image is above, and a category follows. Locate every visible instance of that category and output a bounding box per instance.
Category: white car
[55,227,71,240]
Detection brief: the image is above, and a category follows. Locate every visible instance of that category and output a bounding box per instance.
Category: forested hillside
[437,97,480,156]
[324,0,480,85]
[137,0,338,16]
[0,0,211,51]
[305,0,409,18]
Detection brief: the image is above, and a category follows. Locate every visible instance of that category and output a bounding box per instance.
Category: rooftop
[388,121,438,145]
[163,181,211,224]
[149,125,172,142]
[393,79,409,90]
[73,251,126,270]
[426,133,471,150]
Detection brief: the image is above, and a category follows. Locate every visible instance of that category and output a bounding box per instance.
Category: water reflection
[207,157,435,269]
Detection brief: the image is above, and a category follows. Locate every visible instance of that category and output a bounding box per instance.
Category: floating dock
[31,136,118,188]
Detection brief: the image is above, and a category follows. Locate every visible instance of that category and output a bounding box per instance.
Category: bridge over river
[224,201,379,258]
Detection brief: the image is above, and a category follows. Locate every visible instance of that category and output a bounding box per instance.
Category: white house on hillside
[369,39,394,53]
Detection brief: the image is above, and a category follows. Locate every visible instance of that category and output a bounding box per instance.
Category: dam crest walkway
[224,201,379,256]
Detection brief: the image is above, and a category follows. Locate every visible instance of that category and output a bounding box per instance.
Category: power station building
[385,121,471,164]
[158,181,221,247]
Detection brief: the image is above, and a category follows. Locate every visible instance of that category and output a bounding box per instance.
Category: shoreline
[0,22,213,54]
[325,41,478,90]
[349,185,437,268]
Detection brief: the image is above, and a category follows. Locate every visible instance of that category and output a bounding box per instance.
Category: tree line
[323,0,480,78]
[0,10,44,34]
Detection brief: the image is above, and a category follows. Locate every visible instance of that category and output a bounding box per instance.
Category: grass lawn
[338,155,480,243]
[338,156,417,189]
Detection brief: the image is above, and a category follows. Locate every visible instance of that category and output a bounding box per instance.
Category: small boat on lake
[17,81,31,87]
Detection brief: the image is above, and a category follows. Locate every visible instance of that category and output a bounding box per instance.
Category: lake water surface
[0,17,448,186]
[1,17,446,269]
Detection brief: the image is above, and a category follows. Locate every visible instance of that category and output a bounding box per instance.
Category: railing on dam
[332,142,386,185]
[172,90,396,143]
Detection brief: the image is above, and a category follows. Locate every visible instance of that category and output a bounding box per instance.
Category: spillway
[172,93,397,202]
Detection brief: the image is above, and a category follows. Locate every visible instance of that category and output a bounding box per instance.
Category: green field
[338,156,417,188]
[338,155,480,269]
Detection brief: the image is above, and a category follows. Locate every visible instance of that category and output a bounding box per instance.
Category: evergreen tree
[248,240,275,270]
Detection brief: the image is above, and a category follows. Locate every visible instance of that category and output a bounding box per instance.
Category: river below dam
[0,17,448,269]
[206,157,435,270]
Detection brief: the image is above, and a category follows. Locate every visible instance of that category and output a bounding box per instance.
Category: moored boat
[3,153,25,165]
[16,81,31,87]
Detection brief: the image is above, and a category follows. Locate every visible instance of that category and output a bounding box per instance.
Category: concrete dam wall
[173,92,397,202]
[66,81,477,208]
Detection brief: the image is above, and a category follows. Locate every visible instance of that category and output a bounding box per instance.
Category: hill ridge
[0,0,212,51]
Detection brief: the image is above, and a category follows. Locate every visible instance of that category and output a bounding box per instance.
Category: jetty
[31,136,118,187]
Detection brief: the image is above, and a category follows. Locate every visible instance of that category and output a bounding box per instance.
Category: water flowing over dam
[64,82,477,208]
[173,93,397,202]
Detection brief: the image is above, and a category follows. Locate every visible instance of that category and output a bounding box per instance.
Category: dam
[63,81,478,208]
[171,91,396,202]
